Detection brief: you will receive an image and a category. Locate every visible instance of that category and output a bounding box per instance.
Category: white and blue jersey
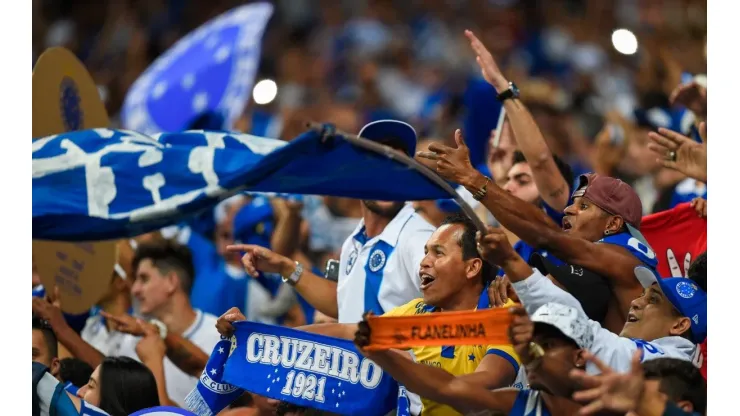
[337,203,435,323]
[510,390,552,416]
[597,231,658,270]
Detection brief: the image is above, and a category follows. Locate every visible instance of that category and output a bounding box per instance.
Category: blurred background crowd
[31,1,708,415]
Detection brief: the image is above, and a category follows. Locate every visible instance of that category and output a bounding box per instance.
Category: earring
[604,230,612,235]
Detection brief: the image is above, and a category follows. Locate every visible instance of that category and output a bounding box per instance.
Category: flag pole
[306,122,487,233]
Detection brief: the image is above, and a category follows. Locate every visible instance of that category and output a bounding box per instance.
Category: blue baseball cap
[358,119,417,157]
[634,267,707,344]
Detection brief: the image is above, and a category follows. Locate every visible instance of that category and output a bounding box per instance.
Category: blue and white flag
[33,362,109,416]
[121,3,273,134]
[222,321,398,415]
[185,337,244,416]
[33,128,450,241]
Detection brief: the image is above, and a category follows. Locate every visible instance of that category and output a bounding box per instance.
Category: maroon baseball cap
[571,173,650,245]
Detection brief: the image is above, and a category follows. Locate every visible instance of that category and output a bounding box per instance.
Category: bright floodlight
[253,79,277,105]
[612,29,638,55]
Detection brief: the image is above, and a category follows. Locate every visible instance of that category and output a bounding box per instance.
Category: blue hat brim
[634,267,707,343]
[358,120,417,157]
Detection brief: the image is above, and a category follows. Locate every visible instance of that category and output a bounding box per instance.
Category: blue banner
[223,321,398,415]
[121,3,273,134]
[33,128,450,241]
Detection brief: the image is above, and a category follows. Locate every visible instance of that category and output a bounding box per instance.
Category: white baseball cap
[530,303,594,350]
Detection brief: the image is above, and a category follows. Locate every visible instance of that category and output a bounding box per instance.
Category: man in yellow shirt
[217,213,520,416]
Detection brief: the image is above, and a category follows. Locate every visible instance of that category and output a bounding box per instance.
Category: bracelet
[469,177,491,201]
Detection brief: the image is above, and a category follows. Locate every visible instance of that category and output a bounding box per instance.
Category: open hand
[216,307,247,338]
[416,129,478,186]
[570,350,644,415]
[647,125,707,182]
[464,30,509,91]
[226,244,293,278]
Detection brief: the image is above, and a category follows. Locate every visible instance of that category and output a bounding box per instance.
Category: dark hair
[132,240,195,295]
[688,252,707,293]
[59,357,93,388]
[642,358,706,414]
[32,315,58,359]
[440,213,497,286]
[98,356,160,416]
[512,151,575,189]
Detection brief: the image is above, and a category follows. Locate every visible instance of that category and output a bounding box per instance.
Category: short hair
[132,240,195,295]
[440,213,497,286]
[59,357,93,388]
[642,358,706,414]
[688,252,707,292]
[32,315,58,359]
[512,150,575,189]
[98,356,160,415]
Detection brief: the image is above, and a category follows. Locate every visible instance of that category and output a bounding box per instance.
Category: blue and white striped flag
[33,128,450,241]
[121,3,273,134]
[185,337,244,416]
[34,362,109,416]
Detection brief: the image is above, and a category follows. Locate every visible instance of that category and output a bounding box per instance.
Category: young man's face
[131,259,176,316]
[562,197,613,241]
[362,200,405,219]
[32,329,59,376]
[503,162,541,205]
[418,224,480,308]
[620,284,690,341]
[642,379,697,414]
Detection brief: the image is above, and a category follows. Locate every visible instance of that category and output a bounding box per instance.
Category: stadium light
[253,79,277,105]
[611,29,638,55]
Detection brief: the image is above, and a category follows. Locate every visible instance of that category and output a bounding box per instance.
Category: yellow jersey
[383,295,520,416]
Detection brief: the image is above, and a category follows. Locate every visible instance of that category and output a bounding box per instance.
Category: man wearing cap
[422,30,659,334]
[226,120,435,324]
[477,227,705,375]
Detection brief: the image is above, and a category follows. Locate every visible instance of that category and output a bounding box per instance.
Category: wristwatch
[281,261,304,286]
[149,319,168,339]
[496,81,520,102]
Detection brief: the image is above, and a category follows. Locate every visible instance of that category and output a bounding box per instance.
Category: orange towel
[364,307,515,351]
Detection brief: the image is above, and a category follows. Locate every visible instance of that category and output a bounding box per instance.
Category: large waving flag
[33,128,451,241]
[121,3,272,134]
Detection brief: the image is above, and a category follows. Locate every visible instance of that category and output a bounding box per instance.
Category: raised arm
[466,31,570,211]
[269,197,303,257]
[32,297,105,369]
[227,244,339,319]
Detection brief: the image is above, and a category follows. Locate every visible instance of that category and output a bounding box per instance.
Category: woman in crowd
[76,356,160,416]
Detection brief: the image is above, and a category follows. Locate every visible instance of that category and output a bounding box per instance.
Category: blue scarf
[185,337,244,416]
[187,322,400,415]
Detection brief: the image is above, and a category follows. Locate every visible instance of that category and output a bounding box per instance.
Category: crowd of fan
[32,1,708,415]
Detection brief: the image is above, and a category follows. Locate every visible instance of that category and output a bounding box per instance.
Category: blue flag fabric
[33,129,450,241]
[222,321,398,415]
[185,337,244,416]
[121,3,273,134]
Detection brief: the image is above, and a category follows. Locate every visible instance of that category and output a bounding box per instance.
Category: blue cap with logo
[634,266,707,344]
[358,119,418,157]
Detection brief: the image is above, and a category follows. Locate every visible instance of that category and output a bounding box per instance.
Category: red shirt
[641,203,707,378]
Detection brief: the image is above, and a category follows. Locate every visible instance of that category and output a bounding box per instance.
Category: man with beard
[227,120,435,323]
